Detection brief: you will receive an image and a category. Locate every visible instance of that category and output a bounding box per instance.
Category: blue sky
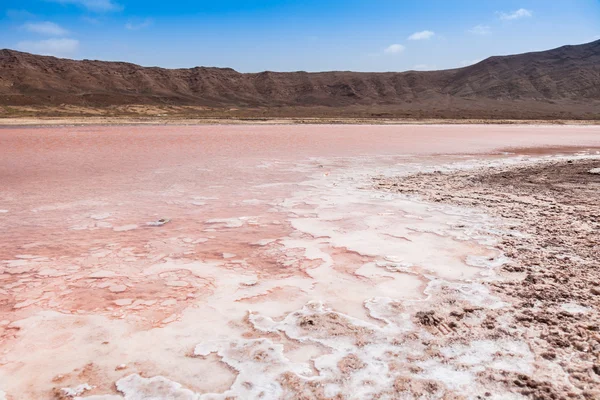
[1,0,599,72]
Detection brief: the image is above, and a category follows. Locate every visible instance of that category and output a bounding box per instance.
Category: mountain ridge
[1,40,599,119]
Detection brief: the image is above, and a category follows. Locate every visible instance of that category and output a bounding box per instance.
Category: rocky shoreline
[374,158,600,399]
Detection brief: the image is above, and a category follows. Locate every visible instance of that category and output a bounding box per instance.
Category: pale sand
[0,125,599,399]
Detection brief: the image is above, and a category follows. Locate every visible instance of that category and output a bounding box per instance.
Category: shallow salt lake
[0,124,599,398]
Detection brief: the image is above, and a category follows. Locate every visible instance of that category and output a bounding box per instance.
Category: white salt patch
[108,285,127,293]
[4,259,30,267]
[113,299,133,306]
[162,314,178,324]
[60,383,92,397]
[0,210,8,213]
[14,255,40,260]
[90,213,111,220]
[37,268,68,277]
[21,242,44,249]
[222,253,236,259]
[206,218,244,228]
[13,299,39,309]
[241,199,262,205]
[324,383,341,398]
[439,339,533,374]
[70,224,92,231]
[88,270,119,278]
[115,374,197,400]
[193,338,312,398]
[91,250,112,258]
[465,254,508,269]
[165,280,188,287]
[113,225,137,232]
[416,361,474,389]
[561,302,590,314]
[146,219,170,226]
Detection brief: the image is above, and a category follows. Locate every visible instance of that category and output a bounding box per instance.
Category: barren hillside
[1,40,599,119]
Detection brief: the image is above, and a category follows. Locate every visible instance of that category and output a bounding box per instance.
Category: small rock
[588,168,600,175]
[415,310,443,326]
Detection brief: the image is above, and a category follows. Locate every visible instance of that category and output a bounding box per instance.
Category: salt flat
[0,125,599,399]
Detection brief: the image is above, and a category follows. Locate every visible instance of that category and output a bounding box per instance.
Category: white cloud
[468,25,491,35]
[49,0,122,12]
[23,21,69,36]
[408,30,435,40]
[593,35,600,40]
[413,64,436,70]
[498,8,532,21]
[384,44,405,54]
[125,18,153,30]
[16,38,79,56]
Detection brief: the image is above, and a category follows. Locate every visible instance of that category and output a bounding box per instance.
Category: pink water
[0,124,599,399]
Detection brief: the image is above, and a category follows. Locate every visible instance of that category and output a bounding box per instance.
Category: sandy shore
[0,125,599,399]
[1,116,600,126]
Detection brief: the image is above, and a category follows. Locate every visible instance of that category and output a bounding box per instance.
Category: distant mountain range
[1,40,599,119]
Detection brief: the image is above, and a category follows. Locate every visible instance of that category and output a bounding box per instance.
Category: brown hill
[1,40,599,119]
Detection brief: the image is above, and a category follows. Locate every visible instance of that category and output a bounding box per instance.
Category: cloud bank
[23,21,69,36]
[48,0,122,13]
[408,30,435,40]
[384,44,405,54]
[498,8,532,21]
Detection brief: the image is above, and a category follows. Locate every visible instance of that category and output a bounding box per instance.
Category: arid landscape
[2,1,600,398]
[1,125,599,399]
[1,39,600,121]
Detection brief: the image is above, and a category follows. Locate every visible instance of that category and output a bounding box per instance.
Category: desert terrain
[2,39,600,121]
[0,124,599,399]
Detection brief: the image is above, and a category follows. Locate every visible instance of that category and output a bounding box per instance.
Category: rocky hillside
[1,40,599,119]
